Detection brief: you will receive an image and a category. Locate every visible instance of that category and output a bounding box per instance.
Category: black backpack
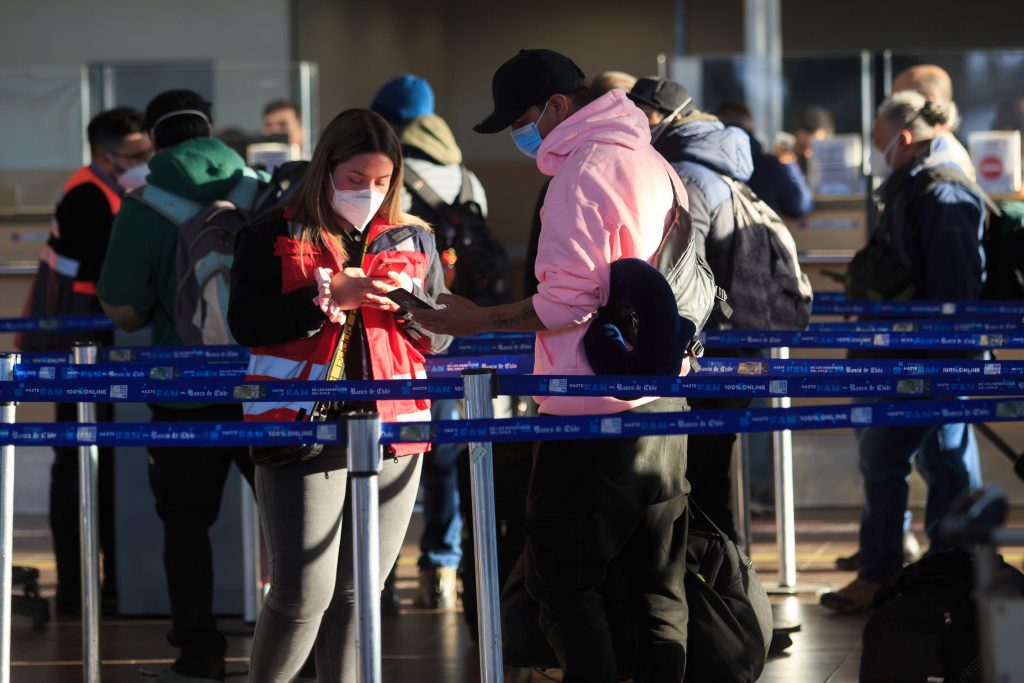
[847,164,1013,302]
[981,199,1024,299]
[404,165,513,306]
[860,549,1011,683]
[719,175,814,330]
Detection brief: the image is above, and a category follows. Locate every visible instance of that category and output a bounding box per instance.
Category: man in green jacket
[98,90,255,683]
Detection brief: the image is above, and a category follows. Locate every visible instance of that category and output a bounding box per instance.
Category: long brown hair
[286,108,428,268]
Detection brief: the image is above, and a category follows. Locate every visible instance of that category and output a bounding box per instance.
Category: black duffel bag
[501,501,773,681]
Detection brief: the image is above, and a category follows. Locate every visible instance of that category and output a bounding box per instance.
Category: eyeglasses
[110,149,154,164]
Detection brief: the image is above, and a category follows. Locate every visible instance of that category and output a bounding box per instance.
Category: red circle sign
[979,155,1004,181]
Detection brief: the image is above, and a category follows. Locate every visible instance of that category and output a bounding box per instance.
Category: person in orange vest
[18,106,151,616]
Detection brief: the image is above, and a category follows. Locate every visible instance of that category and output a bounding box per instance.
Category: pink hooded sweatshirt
[531,89,690,416]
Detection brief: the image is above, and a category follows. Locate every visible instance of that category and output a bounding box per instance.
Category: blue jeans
[858,418,981,583]
[418,399,463,569]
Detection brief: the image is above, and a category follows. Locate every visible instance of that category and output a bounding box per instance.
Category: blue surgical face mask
[510,100,550,158]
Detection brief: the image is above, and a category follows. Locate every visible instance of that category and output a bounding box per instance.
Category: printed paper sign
[969,131,1022,195]
[809,134,864,196]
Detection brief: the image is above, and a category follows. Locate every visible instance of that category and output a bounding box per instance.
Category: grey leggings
[249,449,422,682]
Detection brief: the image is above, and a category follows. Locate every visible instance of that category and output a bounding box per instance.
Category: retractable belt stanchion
[763,346,828,596]
[73,342,101,682]
[0,353,19,683]
[772,344,797,590]
[347,412,382,683]
[462,369,503,683]
[240,482,262,623]
[733,435,752,558]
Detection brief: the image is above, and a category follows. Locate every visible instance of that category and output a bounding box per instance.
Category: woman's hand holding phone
[328,267,400,312]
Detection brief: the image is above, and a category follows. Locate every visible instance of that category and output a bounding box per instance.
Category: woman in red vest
[228,108,451,681]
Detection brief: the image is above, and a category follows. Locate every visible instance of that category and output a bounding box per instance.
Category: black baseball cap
[628,77,693,116]
[474,49,586,134]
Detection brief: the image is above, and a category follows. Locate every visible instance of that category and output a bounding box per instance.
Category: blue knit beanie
[583,258,695,378]
[371,74,435,124]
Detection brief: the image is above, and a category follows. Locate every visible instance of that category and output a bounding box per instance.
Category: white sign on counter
[969,131,1022,195]
[809,134,864,196]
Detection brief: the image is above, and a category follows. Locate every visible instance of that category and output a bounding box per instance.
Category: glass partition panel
[669,53,872,258]
[887,50,1024,141]
[886,50,1024,195]
[0,61,319,210]
[88,61,320,161]
[670,53,869,140]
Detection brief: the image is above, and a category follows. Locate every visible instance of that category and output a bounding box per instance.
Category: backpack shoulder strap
[456,166,475,206]
[128,185,204,227]
[916,164,1002,218]
[225,167,262,211]
[404,164,450,212]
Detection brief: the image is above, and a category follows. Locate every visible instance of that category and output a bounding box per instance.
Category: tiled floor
[10,511,1022,682]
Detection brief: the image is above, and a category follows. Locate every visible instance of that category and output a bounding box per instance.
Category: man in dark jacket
[20,107,150,616]
[820,90,984,613]
[716,101,813,219]
[98,90,256,683]
[630,77,754,541]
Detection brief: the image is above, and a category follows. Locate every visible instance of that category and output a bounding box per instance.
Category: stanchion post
[73,342,101,683]
[461,369,503,683]
[771,346,797,589]
[240,481,261,623]
[733,434,752,558]
[0,353,19,683]
[347,412,382,683]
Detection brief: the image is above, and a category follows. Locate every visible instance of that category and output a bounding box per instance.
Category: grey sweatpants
[248,449,422,682]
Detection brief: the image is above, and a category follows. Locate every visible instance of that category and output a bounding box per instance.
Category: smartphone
[386,288,435,311]
[368,256,409,278]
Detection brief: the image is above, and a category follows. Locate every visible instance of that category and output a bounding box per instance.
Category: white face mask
[329,175,386,233]
[117,163,149,191]
[869,130,903,179]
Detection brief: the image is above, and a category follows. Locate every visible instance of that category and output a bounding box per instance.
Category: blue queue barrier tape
[812,301,1024,318]
[0,378,463,403]
[0,315,115,333]
[14,363,248,381]
[696,358,1023,378]
[498,375,1024,399]
[703,330,1024,350]
[446,336,535,356]
[389,397,1024,445]
[422,354,533,377]
[0,421,346,447]
[3,374,1024,403]
[813,292,847,303]
[808,320,1024,333]
[12,357,1024,382]
[12,355,534,380]
[5,397,1021,447]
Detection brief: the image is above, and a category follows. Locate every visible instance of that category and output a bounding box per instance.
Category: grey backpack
[653,174,731,361]
[720,176,813,330]
[129,169,263,345]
